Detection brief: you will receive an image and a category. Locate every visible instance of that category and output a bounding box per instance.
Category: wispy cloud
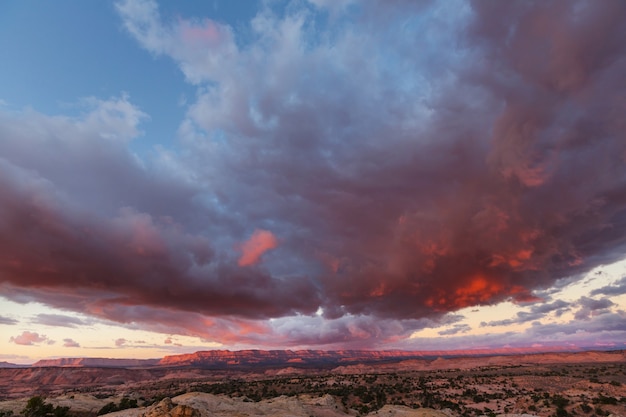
[591,276,626,296]
[33,314,88,328]
[0,315,18,325]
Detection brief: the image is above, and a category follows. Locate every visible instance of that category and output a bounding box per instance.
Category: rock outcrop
[32,358,159,368]
[23,348,625,370]
[140,398,200,417]
[97,393,542,417]
[156,348,626,369]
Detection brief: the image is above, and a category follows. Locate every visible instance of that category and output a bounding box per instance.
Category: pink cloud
[9,331,50,346]
[179,19,224,45]
[115,338,127,347]
[237,229,278,267]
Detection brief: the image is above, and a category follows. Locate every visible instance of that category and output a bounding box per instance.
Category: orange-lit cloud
[237,229,278,267]
[425,276,506,311]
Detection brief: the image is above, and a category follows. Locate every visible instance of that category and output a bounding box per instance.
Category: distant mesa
[0,361,25,368]
[22,346,625,369]
[31,357,160,368]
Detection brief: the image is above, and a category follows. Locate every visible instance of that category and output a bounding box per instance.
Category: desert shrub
[552,395,570,408]
[594,406,608,416]
[96,403,117,416]
[97,398,138,415]
[556,407,570,417]
[593,395,617,405]
[117,398,137,410]
[21,397,69,417]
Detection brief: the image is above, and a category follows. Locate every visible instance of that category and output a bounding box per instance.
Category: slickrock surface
[0,393,120,415]
[102,393,542,417]
[140,398,200,417]
[369,405,452,416]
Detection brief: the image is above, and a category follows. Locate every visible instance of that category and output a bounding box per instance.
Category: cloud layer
[1,0,626,349]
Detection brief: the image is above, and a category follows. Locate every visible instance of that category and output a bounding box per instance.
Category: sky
[1,0,626,364]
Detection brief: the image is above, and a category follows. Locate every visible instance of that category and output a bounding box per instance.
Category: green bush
[97,398,138,415]
[21,397,69,417]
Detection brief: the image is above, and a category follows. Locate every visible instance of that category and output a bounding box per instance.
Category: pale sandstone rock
[139,398,200,417]
[368,405,450,417]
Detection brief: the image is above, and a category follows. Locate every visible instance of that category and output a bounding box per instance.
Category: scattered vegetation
[21,396,69,417]
[2,362,625,417]
[97,398,138,415]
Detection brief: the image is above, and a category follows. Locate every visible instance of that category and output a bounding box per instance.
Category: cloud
[115,0,237,85]
[115,338,127,347]
[574,296,615,320]
[9,331,53,346]
[33,314,87,328]
[0,315,18,325]
[405,310,626,351]
[591,276,626,296]
[163,336,183,347]
[237,229,278,266]
[438,324,471,336]
[481,300,571,327]
[0,0,625,348]
[63,338,80,348]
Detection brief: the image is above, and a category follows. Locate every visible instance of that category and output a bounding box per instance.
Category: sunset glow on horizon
[1,0,626,364]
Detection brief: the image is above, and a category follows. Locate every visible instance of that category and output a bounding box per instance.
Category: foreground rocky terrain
[0,350,624,417]
[100,392,454,417]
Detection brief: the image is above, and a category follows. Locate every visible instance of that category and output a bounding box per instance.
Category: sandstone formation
[20,348,625,371]
[32,358,159,368]
[98,393,542,417]
[139,398,200,417]
[102,393,352,417]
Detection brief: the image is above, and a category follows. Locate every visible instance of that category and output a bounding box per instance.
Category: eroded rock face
[140,398,200,417]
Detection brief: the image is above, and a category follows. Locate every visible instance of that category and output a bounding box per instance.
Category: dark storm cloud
[1,0,626,346]
[0,155,320,320]
[173,0,626,320]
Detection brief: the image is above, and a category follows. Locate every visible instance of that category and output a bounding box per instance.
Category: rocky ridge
[32,358,159,368]
[24,347,606,369]
[104,392,454,417]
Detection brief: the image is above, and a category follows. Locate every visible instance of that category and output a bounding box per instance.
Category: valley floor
[0,361,624,417]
